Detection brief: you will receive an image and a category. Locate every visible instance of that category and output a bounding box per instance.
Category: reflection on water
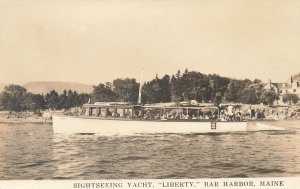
[0,120,299,179]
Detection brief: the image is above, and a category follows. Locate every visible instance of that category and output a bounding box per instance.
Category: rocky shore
[239,104,300,120]
[0,111,53,123]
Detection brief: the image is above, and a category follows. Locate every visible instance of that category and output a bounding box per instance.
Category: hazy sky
[0,0,299,85]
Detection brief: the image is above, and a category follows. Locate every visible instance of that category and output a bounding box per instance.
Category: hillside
[23,81,93,94]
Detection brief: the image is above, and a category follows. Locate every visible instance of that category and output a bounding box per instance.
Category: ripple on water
[246,166,286,175]
[120,156,150,161]
[0,121,300,179]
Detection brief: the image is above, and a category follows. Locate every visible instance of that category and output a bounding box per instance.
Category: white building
[264,77,300,104]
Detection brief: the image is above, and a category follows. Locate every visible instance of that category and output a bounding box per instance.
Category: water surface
[0,120,299,179]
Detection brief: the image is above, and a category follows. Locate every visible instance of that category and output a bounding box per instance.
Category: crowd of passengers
[83,106,247,121]
[143,110,218,120]
[143,107,244,121]
[75,105,300,120]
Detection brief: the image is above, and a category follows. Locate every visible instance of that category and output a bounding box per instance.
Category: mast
[138,70,144,105]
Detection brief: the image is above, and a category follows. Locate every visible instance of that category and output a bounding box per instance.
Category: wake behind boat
[53,102,249,134]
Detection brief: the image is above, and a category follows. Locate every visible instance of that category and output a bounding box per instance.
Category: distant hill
[23,81,93,94]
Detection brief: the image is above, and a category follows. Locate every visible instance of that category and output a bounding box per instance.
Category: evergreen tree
[260,90,279,106]
[170,75,182,102]
[113,78,139,104]
[91,83,117,102]
[224,80,238,102]
[224,79,252,103]
[22,93,46,110]
[66,90,75,109]
[140,74,171,104]
[77,93,90,106]
[159,74,171,102]
[241,88,259,104]
[58,90,68,109]
[33,94,46,110]
[45,90,60,110]
[282,93,299,105]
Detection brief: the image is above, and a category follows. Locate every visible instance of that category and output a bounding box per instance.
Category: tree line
[0,85,89,111]
[91,69,298,106]
[0,69,299,111]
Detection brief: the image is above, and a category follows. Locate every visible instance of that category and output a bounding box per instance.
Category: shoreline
[0,111,53,123]
[0,121,52,123]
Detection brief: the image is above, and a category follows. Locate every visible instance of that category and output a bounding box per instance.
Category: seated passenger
[212,114,218,120]
[143,111,150,119]
[125,109,131,117]
[183,114,190,119]
[107,110,112,116]
[154,114,160,119]
[135,110,142,117]
[235,112,241,121]
[220,114,226,121]
[161,114,168,120]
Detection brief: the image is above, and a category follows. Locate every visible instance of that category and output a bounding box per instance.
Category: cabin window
[149,108,162,119]
[160,108,174,119]
[99,108,106,116]
[94,108,99,116]
[80,107,94,116]
[182,108,190,119]
[81,107,87,116]
[111,108,121,117]
[106,108,114,117]
[121,108,126,117]
[97,108,102,116]
[115,108,123,117]
[132,106,143,118]
[143,108,157,119]
[124,108,132,118]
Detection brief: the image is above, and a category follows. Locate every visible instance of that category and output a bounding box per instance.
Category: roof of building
[272,83,287,89]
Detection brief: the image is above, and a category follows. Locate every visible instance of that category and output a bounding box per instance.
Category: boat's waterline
[248,122,286,131]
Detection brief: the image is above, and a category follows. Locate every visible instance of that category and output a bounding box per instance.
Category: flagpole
[138,70,144,105]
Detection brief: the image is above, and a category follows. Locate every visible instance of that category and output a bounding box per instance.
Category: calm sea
[0,120,299,179]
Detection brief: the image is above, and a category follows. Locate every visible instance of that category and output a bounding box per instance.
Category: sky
[0,0,300,85]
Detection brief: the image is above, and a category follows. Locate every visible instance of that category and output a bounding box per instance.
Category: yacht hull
[52,115,247,134]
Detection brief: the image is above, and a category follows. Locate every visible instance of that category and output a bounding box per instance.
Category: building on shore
[264,77,300,104]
